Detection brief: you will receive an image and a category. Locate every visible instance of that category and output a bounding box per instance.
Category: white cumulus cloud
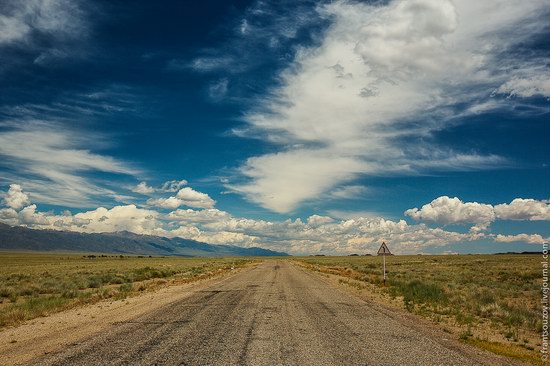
[73,205,160,234]
[146,196,183,210]
[405,196,495,226]
[406,196,550,228]
[146,187,216,210]
[1,185,547,255]
[494,199,550,221]
[3,184,30,209]
[132,181,155,194]
[495,234,548,245]
[176,187,216,209]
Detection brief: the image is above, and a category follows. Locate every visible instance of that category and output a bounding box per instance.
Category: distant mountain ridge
[0,223,288,257]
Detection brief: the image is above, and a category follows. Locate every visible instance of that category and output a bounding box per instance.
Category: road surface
[32,261,507,365]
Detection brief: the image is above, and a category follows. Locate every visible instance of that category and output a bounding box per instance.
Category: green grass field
[0,252,254,328]
[297,254,542,364]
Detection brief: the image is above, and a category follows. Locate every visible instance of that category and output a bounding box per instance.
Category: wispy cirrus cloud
[168,0,325,97]
[0,0,88,45]
[0,83,154,208]
[496,72,550,99]
[0,0,92,70]
[230,0,550,213]
[0,85,140,122]
[208,78,229,101]
[329,185,369,200]
[168,56,236,73]
[0,120,140,208]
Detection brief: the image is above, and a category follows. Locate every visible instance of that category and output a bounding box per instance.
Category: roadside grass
[297,254,542,364]
[464,338,540,365]
[0,252,254,328]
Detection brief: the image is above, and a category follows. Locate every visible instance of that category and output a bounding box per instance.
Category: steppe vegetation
[0,252,252,328]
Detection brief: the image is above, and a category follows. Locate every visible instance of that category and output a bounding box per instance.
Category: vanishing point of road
[32,261,511,366]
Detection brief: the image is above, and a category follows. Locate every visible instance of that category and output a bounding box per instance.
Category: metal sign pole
[383,252,386,286]
[377,242,391,287]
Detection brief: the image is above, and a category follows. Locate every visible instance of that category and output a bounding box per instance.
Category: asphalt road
[32,261,494,366]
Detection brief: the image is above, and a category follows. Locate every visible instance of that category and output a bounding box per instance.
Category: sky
[0,0,549,255]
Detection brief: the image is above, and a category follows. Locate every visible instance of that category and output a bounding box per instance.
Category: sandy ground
[0,265,254,366]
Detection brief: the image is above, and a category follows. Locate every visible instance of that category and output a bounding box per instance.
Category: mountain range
[0,223,288,257]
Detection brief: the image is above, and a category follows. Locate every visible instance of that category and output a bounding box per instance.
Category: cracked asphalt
[31,261,496,365]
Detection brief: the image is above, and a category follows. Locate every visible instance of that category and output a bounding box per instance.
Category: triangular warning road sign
[377,242,392,255]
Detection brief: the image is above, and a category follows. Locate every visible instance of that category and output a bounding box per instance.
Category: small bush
[87,277,102,288]
[459,328,473,340]
[390,280,448,308]
[61,289,79,299]
[0,287,14,298]
[118,283,133,293]
[0,296,70,326]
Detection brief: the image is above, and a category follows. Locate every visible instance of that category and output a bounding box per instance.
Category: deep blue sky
[0,0,548,254]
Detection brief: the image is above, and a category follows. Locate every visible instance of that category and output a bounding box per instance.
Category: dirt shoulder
[0,263,258,366]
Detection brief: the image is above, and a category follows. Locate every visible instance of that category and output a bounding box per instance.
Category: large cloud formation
[406,196,550,232]
[232,0,549,213]
[405,196,495,226]
[1,185,547,255]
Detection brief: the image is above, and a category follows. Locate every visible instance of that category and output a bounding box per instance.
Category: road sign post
[377,242,391,286]
[383,252,386,286]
